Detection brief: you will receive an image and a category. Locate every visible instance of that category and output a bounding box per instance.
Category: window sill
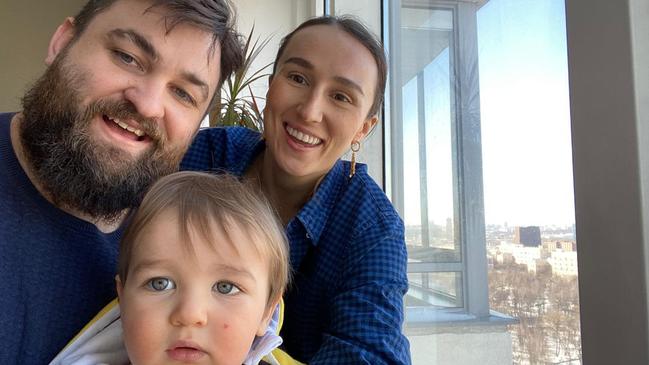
[404,308,517,335]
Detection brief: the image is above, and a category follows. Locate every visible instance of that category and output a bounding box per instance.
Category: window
[385,0,490,320]
[384,0,580,364]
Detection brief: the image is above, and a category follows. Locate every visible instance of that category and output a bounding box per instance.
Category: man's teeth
[286,125,321,145]
[112,118,145,137]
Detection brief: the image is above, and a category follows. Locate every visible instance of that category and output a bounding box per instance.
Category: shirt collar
[245,135,354,246]
[295,160,346,246]
[236,133,266,176]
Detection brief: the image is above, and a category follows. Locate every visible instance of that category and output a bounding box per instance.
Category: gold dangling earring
[349,140,361,178]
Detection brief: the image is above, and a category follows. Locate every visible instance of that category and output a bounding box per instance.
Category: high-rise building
[514,226,542,247]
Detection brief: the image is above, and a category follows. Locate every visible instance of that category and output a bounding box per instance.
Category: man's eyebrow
[181,71,210,103]
[283,57,365,96]
[108,28,159,61]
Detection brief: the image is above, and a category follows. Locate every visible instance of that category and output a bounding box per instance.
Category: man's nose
[124,79,166,120]
[169,289,208,327]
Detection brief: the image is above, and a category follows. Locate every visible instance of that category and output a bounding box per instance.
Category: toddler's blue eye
[214,281,240,295]
[147,277,175,291]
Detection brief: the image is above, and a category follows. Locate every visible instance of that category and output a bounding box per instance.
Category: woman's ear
[45,17,76,65]
[355,115,378,142]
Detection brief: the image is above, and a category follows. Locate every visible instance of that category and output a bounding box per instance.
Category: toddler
[51,171,291,365]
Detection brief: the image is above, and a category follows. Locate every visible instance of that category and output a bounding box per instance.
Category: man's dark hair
[273,15,387,118]
[73,0,243,94]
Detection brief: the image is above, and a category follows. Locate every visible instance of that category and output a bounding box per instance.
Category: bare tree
[488,261,582,364]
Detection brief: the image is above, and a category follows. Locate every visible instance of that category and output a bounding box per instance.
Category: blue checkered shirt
[181,127,411,364]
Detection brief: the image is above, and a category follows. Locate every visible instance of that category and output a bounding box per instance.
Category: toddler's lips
[166,340,207,362]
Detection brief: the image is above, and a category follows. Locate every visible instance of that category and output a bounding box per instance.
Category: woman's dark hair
[273,15,387,118]
[72,0,243,92]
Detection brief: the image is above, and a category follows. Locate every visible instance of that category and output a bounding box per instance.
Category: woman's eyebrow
[283,56,313,69]
[284,56,365,95]
[333,76,365,96]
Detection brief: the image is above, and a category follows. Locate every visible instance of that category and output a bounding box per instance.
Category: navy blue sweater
[0,113,123,364]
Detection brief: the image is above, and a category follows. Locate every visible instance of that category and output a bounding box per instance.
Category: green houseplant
[211,26,272,132]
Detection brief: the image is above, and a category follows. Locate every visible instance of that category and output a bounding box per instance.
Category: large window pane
[385,0,579,364]
[399,5,468,318]
[406,272,463,308]
[478,0,581,363]
[401,8,459,264]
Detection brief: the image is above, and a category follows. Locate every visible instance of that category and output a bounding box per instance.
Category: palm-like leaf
[216,26,272,132]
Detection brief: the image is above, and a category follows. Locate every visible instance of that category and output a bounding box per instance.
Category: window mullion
[455,1,489,318]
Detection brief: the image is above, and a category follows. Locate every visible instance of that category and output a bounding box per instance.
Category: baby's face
[117,209,273,365]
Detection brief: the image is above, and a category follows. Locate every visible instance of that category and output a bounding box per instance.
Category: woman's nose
[296,91,324,123]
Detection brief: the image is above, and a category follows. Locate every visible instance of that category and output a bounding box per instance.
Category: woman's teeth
[286,125,321,145]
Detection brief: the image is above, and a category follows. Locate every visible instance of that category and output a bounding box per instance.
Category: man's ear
[45,17,76,65]
[256,298,281,337]
[115,275,123,300]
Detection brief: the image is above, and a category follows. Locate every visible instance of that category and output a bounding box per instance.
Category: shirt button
[306,233,311,239]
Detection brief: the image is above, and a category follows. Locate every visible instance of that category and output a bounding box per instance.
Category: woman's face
[263,24,378,181]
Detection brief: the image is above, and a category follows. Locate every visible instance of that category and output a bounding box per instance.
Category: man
[0,0,242,363]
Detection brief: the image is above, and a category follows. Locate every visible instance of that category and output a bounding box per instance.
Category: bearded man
[0,0,242,363]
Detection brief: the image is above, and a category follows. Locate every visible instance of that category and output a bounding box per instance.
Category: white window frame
[383,0,491,320]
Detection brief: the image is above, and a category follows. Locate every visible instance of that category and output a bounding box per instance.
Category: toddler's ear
[256,299,281,337]
[115,275,123,300]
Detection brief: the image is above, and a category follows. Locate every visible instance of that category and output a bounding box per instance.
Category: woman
[182,16,410,365]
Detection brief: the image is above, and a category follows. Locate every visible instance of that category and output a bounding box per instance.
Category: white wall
[232,0,321,112]
[0,1,87,111]
[409,329,512,365]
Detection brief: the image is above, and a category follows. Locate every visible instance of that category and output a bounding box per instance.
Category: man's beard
[20,52,186,223]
